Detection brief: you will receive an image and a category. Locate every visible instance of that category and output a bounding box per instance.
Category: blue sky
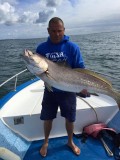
[0,0,120,39]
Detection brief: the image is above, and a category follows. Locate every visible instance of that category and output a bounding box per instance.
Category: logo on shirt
[46,52,67,62]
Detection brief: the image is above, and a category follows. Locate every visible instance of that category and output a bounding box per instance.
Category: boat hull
[0,79,118,141]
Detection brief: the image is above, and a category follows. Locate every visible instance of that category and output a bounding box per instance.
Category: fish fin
[45,70,58,81]
[56,61,71,68]
[74,68,112,88]
[45,83,53,92]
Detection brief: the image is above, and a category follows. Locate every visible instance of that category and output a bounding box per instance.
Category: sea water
[0,31,120,98]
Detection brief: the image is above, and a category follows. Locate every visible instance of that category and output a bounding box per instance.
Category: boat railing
[0,69,28,91]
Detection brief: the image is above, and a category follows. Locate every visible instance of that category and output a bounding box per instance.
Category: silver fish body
[22,50,120,109]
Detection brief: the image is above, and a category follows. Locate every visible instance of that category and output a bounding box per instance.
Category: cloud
[0,0,64,26]
[68,0,79,7]
[18,11,38,24]
[1,0,120,27]
[56,0,120,28]
[0,0,17,5]
[35,9,55,24]
[46,0,62,7]
[1,0,120,39]
[35,0,62,24]
[0,2,18,25]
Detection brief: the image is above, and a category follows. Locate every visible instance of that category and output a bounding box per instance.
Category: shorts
[40,88,76,122]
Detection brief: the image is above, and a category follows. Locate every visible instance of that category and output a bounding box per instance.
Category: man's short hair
[48,17,64,28]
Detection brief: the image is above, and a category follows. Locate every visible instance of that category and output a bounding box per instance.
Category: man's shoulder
[38,41,48,47]
[36,41,48,50]
[67,40,78,46]
[36,41,48,54]
[63,35,78,46]
[66,40,79,50]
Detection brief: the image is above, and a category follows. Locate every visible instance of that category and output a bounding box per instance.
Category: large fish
[22,49,120,109]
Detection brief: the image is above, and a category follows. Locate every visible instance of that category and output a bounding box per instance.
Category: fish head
[22,49,48,75]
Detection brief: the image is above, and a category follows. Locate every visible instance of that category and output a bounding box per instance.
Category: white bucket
[0,147,21,160]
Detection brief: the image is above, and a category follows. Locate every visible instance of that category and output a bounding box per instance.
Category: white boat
[0,69,120,160]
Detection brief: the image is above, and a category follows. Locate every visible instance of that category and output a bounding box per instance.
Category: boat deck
[0,117,117,160]
[1,110,120,160]
[24,136,115,160]
[0,77,120,159]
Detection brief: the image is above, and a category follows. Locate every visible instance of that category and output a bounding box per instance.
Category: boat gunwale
[0,69,39,109]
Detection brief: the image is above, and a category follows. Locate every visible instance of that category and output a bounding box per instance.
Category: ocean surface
[0,31,120,99]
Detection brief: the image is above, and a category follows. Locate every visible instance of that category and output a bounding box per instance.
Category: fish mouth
[24,49,29,57]
[20,49,32,64]
[24,49,34,56]
[21,50,41,70]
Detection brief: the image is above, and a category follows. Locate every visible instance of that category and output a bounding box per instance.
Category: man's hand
[76,89,90,98]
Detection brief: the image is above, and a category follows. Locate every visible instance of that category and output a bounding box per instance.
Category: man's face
[47,21,65,44]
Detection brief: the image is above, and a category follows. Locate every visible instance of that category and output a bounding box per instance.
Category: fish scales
[41,59,111,93]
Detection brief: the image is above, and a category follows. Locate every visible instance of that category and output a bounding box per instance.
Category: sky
[0,0,120,39]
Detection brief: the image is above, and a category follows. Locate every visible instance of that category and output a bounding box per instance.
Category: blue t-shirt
[36,35,85,69]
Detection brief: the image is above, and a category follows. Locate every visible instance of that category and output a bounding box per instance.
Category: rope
[77,96,99,123]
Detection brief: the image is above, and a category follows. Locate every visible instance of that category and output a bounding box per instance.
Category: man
[36,17,86,157]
